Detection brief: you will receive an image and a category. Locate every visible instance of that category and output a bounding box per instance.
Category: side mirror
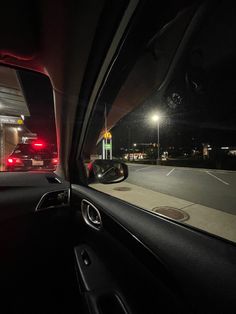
[88,160,128,184]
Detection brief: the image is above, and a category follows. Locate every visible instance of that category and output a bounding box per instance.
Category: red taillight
[7,158,23,166]
[33,141,45,149]
[87,162,93,171]
[52,158,58,165]
[7,158,13,164]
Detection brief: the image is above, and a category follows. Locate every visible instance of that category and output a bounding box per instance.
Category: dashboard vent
[36,189,70,211]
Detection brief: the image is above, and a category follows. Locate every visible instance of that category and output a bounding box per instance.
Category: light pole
[133,143,137,161]
[152,114,160,164]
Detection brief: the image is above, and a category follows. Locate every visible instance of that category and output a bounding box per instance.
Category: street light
[152,115,160,122]
[151,114,160,164]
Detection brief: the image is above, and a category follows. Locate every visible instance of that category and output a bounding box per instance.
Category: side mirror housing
[88,160,128,184]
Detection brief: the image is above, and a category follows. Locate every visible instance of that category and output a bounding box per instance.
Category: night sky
[109,1,236,155]
[18,62,236,157]
[13,1,236,161]
[19,70,56,144]
[112,79,236,154]
[19,66,236,156]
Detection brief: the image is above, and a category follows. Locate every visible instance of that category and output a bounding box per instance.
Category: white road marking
[206,171,230,185]
[135,166,155,172]
[166,168,175,176]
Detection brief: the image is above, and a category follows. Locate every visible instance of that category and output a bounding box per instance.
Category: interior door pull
[81,199,102,230]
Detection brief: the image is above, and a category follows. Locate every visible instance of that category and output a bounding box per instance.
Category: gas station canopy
[0,66,30,117]
[0,66,31,171]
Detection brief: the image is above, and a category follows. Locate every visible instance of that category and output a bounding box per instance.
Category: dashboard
[0,172,70,221]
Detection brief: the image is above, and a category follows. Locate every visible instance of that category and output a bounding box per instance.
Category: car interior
[0,1,236,313]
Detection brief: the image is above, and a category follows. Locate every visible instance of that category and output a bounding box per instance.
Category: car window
[82,1,236,244]
[13,144,57,155]
[0,66,57,172]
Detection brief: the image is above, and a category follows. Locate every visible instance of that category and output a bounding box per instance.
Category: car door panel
[72,185,236,314]
[72,187,189,314]
[74,244,132,314]
[72,219,183,314]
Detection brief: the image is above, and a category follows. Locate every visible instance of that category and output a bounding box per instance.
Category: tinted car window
[13,144,56,155]
[82,1,236,243]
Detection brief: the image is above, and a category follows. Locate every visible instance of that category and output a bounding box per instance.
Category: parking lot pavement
[90,163,236,242]
[126,164,236,215]
[90,180,236,243]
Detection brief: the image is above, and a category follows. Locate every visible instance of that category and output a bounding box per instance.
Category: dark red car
[6,141,58,171]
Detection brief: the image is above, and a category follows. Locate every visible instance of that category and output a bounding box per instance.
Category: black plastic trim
[72,184,236,313]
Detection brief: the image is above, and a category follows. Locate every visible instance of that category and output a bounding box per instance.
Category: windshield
[12,144,57,155]
[0,67,57,172]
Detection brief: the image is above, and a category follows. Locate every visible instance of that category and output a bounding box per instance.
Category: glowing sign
[103,131,112,139]
[0,115,24,125]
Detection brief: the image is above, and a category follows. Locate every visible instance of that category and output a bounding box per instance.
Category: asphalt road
[127,164,236,215]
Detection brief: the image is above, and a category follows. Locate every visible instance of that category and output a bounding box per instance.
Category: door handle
[81,199,102,230]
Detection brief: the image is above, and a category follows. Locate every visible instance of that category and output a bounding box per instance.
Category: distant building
[123,152,147,161]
